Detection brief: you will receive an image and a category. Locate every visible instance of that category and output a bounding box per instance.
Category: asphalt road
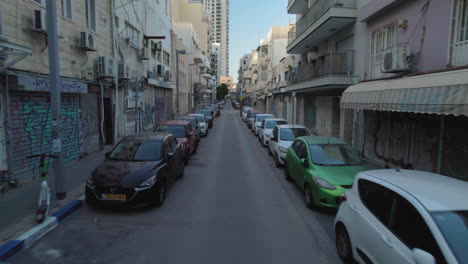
[11,104,340,264]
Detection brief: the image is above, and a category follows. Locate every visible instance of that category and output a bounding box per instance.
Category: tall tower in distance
[204,0,229,83]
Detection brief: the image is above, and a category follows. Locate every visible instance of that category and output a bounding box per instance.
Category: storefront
[6,74,88,179]
[341,69,468,181]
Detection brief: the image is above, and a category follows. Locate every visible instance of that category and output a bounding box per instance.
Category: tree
[216,84,229,100]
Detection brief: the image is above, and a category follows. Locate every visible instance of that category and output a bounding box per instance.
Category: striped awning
[340,69,468,116]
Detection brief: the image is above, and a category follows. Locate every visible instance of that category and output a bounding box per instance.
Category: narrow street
[11,105,339,264]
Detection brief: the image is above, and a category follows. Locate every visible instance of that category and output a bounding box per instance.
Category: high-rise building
[203,0,229,80]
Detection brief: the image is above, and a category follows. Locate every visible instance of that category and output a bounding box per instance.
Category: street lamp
[176,50,186,117]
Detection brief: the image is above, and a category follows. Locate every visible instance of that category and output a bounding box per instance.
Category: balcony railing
[289,51,354,85]
[288,0,357,45]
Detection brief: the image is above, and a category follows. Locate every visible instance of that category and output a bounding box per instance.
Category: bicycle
[26,153,58,223]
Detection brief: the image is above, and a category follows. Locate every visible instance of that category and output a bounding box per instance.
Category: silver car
[188,114,209,136]
[252,114,275,135]
[258,118,288,147]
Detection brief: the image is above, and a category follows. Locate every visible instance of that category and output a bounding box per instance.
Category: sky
[229,0,295,82]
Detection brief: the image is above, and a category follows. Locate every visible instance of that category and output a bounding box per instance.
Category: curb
[0,197,84,261]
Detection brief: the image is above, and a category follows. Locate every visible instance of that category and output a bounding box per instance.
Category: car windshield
[250,113,259,119]
[309,144,363,166]
[257,115,274,122]
[109,140,162,161]
[280,128,310,141]
[177,118,195,127]
[196,110,210,117]
[190,115,205,122]
[431,211,468,264]
[155,125,186,138]
[266,120,287,129]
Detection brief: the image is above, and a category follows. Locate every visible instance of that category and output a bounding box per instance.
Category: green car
[284,136,367,209]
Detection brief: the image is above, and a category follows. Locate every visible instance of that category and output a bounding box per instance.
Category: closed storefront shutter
[154,88,165,125]
[9,93,82,179]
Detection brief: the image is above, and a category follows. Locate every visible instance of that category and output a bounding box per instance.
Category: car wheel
[336,224,354,263]
[153,180,166,207]
[275,153,282,168]
[304,185,315,209]
[284,161,291,181]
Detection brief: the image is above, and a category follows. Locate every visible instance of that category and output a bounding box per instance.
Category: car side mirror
[412,249,436,264]
[105,152,111,158]
[300,158,309,168]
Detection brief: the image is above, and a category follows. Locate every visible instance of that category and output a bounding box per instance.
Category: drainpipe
[99,81,106,147]
[111,0,119,143]
[2,75,13,175]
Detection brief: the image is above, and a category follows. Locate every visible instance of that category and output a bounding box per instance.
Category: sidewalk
[0,146,113,244]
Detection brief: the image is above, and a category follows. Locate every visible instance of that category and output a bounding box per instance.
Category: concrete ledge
[0,197,84,261]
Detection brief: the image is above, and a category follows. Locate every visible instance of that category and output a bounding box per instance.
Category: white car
[188,114,208,136]
[258,118,288,147]
[241,106,252,122]
[268,125,311,167]
[252,114,275,135]
[335,169,468,264]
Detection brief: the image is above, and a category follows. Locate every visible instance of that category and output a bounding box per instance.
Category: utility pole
[46,0,65,200]
[176,50,186,117]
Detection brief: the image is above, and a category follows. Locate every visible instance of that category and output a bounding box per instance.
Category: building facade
[204,0,229,78]
[340,0,468,182]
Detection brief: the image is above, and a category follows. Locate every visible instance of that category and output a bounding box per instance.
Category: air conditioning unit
[164,70,172,82]
[97,56,116,78]
[151,41,162,51]
[118,63,130,79]
[33,9,47,32]
[382,44,412,73]
[156,64,165,77]
[138,48,150,60]
[307,51,327,62]
[79,32,97,51]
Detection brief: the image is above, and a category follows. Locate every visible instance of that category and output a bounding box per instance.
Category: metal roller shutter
[9,93,83,179]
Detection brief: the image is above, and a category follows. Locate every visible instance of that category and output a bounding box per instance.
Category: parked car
[252,114,275,135]
[155,120,198,164]
[284,136,367,209]
[241,106,252,119]
[176,116,201,142]
[207,106,220,117]
[334,169,468,264]
[188,113,208,136]
[246,110,262,128]
[258,118,288,147]
[269,125,312,167]
[85,132,184,208]
[195,109,213,128]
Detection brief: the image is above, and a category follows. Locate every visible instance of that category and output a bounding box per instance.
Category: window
[291,140,301,153]
[296,142,307,159]
[358,179,394,225]
[451,0,468,66]
[370,23,396,79]
[109,140,162,161]
[308,144,363,166]
[86,0,97,32]
[163,51,170,66]
[62,0,72,20]
[125,22,140,48]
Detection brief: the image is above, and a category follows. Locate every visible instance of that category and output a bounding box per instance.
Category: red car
[155,120,198,165]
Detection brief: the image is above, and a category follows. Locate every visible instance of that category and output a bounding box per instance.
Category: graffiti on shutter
[9,94,83,179]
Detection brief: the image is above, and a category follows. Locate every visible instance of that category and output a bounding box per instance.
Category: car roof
[123,132,170,141]
[277,124,307,129]
[300,136,346,145]
[264,118,286,122]
[256,114,274,116]
[360,169,468,211]
[188,113,204,117]
[177,116,197,120]
[158,120,188,126]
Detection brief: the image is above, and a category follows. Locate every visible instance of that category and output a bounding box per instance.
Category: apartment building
[340,0,468,181]
[204,0,229,78]
[286,0,368,140]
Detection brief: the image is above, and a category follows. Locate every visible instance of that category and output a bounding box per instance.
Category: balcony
[287,0,357,54]
[288,0,309,14]
[287,51,354,92]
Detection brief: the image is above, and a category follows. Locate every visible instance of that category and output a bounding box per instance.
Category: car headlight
[279,146,288,153]
[312,176,336,190]
[139,175,157,188]
[86,176,95,187]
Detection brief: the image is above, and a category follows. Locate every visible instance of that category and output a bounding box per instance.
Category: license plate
[102,194,126,201]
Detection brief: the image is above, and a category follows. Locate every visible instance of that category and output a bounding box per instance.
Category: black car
[195,110,213,128]
[85,132,184,208]
[176,116,201,142]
